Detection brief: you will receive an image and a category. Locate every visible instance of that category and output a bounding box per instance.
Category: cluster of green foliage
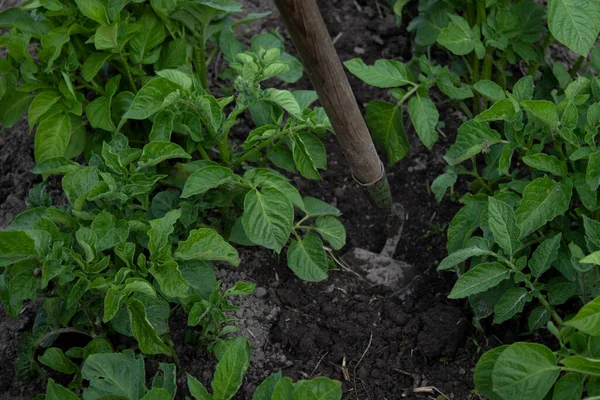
[347,0,600,398]
[346,0,600,166]
[0,0,345,397]
[435,75,600,399]
[39,336,341,399]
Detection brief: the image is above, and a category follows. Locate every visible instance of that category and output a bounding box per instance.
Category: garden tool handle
[273,0,393,211]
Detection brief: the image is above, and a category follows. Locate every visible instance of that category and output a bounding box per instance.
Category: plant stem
[219,140,231,165]
[219,106,250,166]
[233,124,308,169]
[470,157,492,194]
[194,28,209,91]
[120,55,137,93]
[398,84,419,105]
[197,145,211,161]
[35,328,95,348]
[569,55,585,78]
[528,33,553,76]
[492,253,565,326]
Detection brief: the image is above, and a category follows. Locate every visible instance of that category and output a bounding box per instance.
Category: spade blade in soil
[342,204,417,288]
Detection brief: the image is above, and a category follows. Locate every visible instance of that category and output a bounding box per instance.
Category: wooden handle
[273,0,383,185]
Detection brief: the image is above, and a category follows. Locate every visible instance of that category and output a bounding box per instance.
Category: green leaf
[513,75,534,101]
[0,91,33,129]
[150,110,175,142]
[548,0,600,56]
[473,80,506,102]
[581,251,600,265]
[303,197,342,217]
[436,72,473,100]
[488,197,521,256]
[272,377,294,400]
[188,374,213,400]
[267,145,295,173]
[156,38,187,70]
[528,307,552,331]
[587,151,600,191]
[46,378,78,400]
[95,24,118,50]
[82,52,112,82]
[315,217,346,251]
[444,120,502,165]
[475,99,516,122]
[448,262,510,299]
[212,337,251,400]
[552,373,584,400]
[287,233,329,282]
[138,141,191,168]
[28,91,61,131]
[39,347,78,374]
[437,246,492,271]
[292,134,321,180]
[87,97,115,131]
[224,281,256,296]
[150,261,189,298]
[473,346,508,400]
[565,296,600,335]
[82,351,146,400]
[344,58,413,88]
[407,92,438,149]
[437,15,477,55]
[292,377,342,400]
[296,132,325,169]
[91,211,129,252]
[156,69,193,92]
[431,168,457,203]
[242,188,294,253]
[130,12,165,64]
[365,100,409,164]
[492,342,560,400]
[584,215,600,251]
[142,388,172,400]
[515,176,573,238]
[243,169,304,209]
[561,356,600,376]
[148,209,181,260]
[74,0,108,24]
[128,298,172,355]
[103,287,125,323]
[67,277,90,309]
[522,154,568,177]
[124,78,181,120]
[521,100,560,128]
[493,287,532,324]
[181,166,234,198]
[529,233,562,277]
[0,231,35,266]
[548,281,578,305]
[253,371,282,400]
[34,112,72,164]
[262,88,302,119]
[175,229,240,266]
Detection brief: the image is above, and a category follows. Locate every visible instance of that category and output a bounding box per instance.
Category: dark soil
[0,0,493,399]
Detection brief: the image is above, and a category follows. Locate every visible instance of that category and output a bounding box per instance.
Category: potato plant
[346,0,600,398]
[41,337,342,399]
[0,0,346,396]
[346,0,600,165]
[434,64,600,400]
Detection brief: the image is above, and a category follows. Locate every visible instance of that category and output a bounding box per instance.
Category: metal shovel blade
[342,204,417,288]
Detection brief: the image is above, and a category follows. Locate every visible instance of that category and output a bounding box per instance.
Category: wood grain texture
[273,0,383,185]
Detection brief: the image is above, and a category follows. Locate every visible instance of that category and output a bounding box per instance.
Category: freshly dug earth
[0,0,493,399]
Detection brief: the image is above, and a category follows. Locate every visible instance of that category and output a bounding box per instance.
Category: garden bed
[0,0,511,398]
